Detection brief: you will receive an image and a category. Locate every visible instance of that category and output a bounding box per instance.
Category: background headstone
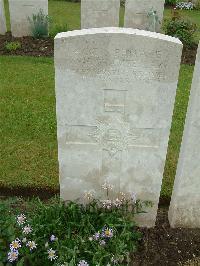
[81,0,120,29]
[124,0,165,32]
[0,0,7,35]
[169,42,200,228]
[9,0,48,37]
[54,28,182,227]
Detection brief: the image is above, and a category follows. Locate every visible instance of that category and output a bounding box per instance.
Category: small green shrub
[4,41,21,52]
[50,23,68,38]
[0,187,152,266]
[28,9,50,38]
[164,17,197,47]
[165,0,177,6]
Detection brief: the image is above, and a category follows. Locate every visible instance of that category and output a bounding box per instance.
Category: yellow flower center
[105,230,110,236]
[13,243,19,248]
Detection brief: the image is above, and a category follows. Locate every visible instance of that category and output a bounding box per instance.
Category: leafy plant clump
[4,41,21,52]
[165,0,177,6]
[164,17,197,47]
[0,184,152,266]
[28,9,50,38]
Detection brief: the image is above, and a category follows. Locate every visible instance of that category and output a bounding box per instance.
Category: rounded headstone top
[55,27,182,46]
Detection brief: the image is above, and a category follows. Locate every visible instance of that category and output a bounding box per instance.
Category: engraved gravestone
[81,0,120,29]
[124,0,165,32]
[0,0,6,35]
[8,0,48,37]
[54,28,182,227]
[169,42,200,228]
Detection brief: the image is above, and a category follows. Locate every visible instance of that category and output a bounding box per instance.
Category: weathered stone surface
[124,0,165,32]
[81,0,120,29]
[54,28,182,227]
[0,0,6,35]
[9,0,48,37]
[169,42,200,228]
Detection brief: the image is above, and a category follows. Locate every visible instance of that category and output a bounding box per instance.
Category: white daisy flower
[130,192,137,203]
[22,237,27,243]
[23,225,32,234]
[50,235,58,242]
[102,200,112,209]
[84,191,94,200]
[8,250,19,262]
[47,248,58,261]
[113,198,122,208]
[101,181,113,191]
[10,239,21,250]
[16,214,26,225]
[26,241,37,251]
[77,260,89,266]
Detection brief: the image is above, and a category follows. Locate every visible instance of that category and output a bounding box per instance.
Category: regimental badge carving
[89,117,131,156]
[66,117,161,157]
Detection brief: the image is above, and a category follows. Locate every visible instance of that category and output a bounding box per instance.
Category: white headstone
[54,28,182,227]
[169,42,200,228]
[0,0,6,35]
[81,0,120,29]
[124,0,165,32]
[8,0,48,37]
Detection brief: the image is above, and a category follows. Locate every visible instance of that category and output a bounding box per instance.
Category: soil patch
[0,32,198,65]
[182,44,198,65]
[0,185,59,199]
[132,208,200,266]
[0,32,53,57]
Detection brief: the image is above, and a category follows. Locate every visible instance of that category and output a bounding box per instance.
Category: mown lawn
[3,1,200,41]
[1,0,198,197]
[0,56,194,197]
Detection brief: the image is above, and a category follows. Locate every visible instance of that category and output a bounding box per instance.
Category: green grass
[0,56,194,197]
[3,1,200,41]
[0,56,58,189]
[162,64,194,197]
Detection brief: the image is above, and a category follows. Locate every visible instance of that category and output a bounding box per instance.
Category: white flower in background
[22,238,27,243]
[8,250,19,262]
[23,224,32,234]
[176,1,194,10]
[78,260,89,266]
[26,241,37,251]
[102,200,112,209]
[50,235,58,242]
[93,232,100,241]
[99,240,106,246]
[111,256,118,265]
[45,242,49,248]
[101,181,113,191]
[113,198,122,208]
[10,239,21,250]
[16,214,26,225]
[88,237,93,241]
[130,192,137,204]
[84,191,94,200]
[119,192,126,202]
[47,248,58,261]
